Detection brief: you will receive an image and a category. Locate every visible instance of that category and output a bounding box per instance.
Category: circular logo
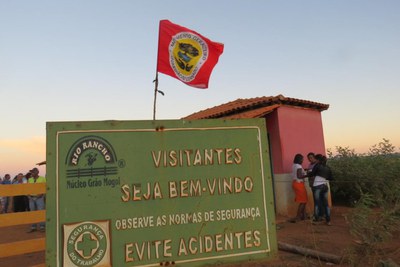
[169,31,209,82]
[67,222,107,266]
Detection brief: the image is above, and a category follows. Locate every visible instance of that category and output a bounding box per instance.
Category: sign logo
[169,32,209,82]
[63,221,111,267]
[66,136,117,167]
[65,136,121,181]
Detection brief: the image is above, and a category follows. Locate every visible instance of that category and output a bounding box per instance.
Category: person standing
[306,152,324,219]
[27,167,46,232]
[24,172,32,211]
[1,174,12,213]
[13,173,28,212]
[306,153,317,188]
[0,175,2,212]
[290,154,308,222]
[304,154,331,225]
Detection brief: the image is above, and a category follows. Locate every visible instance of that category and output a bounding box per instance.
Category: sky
[1,0,399,177]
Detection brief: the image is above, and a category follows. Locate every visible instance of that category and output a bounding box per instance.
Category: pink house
[184,94,329,216]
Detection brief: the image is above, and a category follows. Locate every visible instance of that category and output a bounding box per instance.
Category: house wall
[265,106,327,216]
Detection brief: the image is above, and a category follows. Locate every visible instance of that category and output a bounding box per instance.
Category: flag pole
[153,20,163,121]
[152,72,159,120]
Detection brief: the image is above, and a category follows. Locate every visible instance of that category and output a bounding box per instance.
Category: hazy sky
[1,0,399,176]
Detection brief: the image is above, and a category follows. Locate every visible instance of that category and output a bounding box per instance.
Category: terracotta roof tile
[183,94,329,120]
[223,104,281,119]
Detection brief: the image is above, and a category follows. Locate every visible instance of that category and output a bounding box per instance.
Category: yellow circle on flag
[169,32,209,82]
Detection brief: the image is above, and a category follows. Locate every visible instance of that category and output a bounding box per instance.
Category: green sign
[46,119,277,266]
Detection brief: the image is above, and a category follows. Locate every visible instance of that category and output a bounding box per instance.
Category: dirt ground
[1,206,399,267]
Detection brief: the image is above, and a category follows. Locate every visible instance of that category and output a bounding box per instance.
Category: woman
[290,154,308,222]
[304,154,331,225]
[13,173,28,212]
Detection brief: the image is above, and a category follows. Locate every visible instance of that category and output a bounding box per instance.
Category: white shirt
[313,175,328,187]
[292,163,305,183]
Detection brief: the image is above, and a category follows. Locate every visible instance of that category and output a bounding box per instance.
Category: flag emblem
[169,32,208,82]
[157,20,224,89]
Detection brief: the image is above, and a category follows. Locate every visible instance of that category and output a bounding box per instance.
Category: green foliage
[368,138,396,156]
[349,193,400,246]
[327,139,400,206]
[328,139,400,265]
[345,192,400,265]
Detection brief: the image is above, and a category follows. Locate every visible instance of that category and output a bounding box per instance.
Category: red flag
[157,20,224,89]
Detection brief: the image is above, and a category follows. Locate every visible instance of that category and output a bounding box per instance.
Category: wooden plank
[278,241,342,264]
[0,210,46,227]
[0,238,45,258]
[0,183,46,196]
